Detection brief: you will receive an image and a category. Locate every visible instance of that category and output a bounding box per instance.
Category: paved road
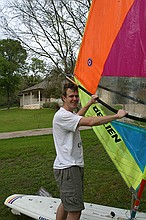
[0,126,91,139]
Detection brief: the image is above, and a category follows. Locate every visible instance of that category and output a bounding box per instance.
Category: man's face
[63,88,79,111]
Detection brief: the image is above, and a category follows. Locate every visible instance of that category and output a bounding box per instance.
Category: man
[53,82,127,220]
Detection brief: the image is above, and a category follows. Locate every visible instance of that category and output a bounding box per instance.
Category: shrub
[43,102,59,111]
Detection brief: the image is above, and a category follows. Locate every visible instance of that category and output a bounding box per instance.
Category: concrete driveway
[0,126,91,139]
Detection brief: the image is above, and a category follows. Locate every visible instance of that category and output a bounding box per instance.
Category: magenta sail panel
[103,0,146,78]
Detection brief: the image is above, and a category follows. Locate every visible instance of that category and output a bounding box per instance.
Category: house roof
[22,80,48,93]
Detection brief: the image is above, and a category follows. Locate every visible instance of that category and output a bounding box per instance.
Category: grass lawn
[0,130,146,220]
[0,108,146,219]
[0,108,55,132]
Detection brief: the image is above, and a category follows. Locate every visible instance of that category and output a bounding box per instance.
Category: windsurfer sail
[73,0,146,219]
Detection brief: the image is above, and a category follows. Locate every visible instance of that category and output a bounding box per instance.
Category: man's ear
[62,95,65,102]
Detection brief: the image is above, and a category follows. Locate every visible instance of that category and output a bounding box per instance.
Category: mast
[130,179,146,219]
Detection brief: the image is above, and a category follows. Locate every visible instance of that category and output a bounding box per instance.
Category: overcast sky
[0,0,6,9]
[0,0,8,39]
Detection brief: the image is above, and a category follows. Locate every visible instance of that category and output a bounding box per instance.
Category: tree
[0,39,27,109]
[0,0,91,75]
[45,66,65,100]
[19,57,48,90]
[29,58,48,78]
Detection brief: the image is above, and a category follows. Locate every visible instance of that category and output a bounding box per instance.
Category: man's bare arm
[78,109,127,126]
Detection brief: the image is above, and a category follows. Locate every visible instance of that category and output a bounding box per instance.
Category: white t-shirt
[53,107,84,169]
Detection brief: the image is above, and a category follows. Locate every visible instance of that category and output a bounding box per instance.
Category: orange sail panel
[74,0,134,94]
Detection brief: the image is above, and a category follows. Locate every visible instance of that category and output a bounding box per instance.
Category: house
[20,80,62,109]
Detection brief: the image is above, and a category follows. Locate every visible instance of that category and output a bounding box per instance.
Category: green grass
[0,108,146,219]
[0,108,55,132]
[0,130,146,220]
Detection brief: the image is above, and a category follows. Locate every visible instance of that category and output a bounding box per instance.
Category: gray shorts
[53,166,85,212]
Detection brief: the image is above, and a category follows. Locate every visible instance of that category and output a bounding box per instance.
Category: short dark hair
[62,82,78,97]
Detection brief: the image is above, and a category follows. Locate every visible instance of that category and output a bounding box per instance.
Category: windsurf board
[4,194,146,220]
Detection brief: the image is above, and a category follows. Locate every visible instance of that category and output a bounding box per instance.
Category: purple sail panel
[103,0,146,78]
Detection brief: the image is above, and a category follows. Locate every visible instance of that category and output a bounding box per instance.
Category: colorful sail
[74,0,146,203]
